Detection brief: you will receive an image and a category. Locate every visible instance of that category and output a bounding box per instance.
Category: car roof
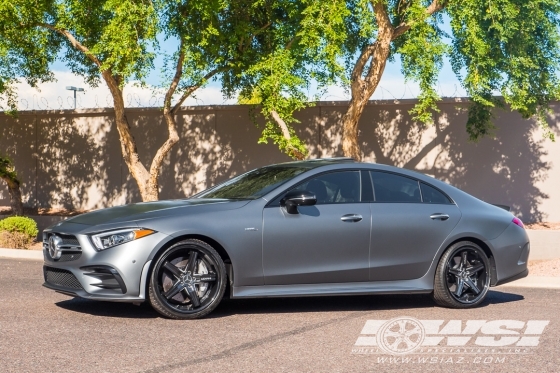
[271,157,357,169]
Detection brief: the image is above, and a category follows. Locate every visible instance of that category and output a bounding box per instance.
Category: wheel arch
[441,236,498,286]
[144,234,234,299]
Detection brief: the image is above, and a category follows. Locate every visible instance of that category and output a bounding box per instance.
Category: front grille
[43,266,83,290]
[43,233,82,262]
[58,252,82,262]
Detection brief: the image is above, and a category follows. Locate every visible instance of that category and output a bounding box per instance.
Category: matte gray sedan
[43,158,529,319]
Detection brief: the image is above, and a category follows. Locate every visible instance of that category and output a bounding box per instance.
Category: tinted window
[292,171,361,204]
[371,171,421,203]
[196,166,308,199]
[420,182,451,204]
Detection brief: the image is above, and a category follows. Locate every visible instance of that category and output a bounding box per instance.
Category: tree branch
[270,110,292,140]
[170,67,226,114]
[240,21,273,51]
[270,110,306,160]
[164,39,185,114]
[38,23,102,67]
[392,0,445,40]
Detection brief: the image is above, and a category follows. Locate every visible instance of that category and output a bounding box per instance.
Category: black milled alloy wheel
[148,239,226,319]
[433,241,491,308]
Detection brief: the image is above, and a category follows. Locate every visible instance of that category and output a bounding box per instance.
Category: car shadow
[54,289,524,319]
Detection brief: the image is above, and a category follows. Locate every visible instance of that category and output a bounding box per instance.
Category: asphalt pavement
[1,258,558,373]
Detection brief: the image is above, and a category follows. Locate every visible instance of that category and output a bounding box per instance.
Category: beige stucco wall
[1,99,559,222]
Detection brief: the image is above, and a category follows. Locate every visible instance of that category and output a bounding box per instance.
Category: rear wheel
[433,241,490,308]
[148,239,226,319]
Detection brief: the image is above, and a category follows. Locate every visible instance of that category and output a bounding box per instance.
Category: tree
[339,0,560,160]
[1,0,345,202]
[232,0,349,160]
[0,155,24,216]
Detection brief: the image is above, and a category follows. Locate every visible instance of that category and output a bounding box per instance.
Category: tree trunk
[340,1,445,160]
[2,178,24,216]
[102,71,154,201]
[43,25,180,203]
[340,2,394,161]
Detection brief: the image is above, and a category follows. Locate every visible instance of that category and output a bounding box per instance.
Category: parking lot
[1,258,558,373]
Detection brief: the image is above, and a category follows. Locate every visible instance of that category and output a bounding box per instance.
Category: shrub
[0,216,38,249]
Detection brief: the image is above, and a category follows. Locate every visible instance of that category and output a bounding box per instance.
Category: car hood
[61,198,251,227]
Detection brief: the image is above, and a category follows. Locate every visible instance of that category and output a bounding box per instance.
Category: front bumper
[42,231,168,302]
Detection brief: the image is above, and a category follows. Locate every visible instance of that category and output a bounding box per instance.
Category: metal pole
[74,90,77,109]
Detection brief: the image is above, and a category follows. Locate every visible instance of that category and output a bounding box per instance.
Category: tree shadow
[315,99,553,223]
[1,100,556,225]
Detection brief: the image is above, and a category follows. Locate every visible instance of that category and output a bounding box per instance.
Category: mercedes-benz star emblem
[48,235,63,260]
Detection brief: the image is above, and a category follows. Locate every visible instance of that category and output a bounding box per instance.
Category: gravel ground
[528,259,560,277]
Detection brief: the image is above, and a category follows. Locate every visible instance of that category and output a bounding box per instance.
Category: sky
[12,17,467,111]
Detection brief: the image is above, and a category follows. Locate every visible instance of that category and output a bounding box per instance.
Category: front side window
[371,171,421,203]
[196,166,309,200]
[291,171,361,204]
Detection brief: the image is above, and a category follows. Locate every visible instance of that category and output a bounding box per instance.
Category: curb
[0,248,43,260]
[500,276,560,289]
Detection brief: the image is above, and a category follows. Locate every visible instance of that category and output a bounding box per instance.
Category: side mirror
[280,190,317,214]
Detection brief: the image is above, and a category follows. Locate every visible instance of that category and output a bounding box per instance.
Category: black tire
[148,239,227,319]
[433,241,491,308]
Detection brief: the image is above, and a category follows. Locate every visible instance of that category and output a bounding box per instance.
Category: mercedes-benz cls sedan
[42,158,529,319]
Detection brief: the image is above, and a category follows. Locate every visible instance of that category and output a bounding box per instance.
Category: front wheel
[433,241,491,308]
[148,239,227,319]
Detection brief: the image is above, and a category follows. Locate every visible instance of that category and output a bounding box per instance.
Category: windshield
[195,166,309,200]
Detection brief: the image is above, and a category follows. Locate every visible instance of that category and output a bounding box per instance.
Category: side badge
[244,227,258,231]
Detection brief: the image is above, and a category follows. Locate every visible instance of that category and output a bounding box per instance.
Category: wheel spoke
[185,285,201,307]
[455,279,464,296]
[163,282,183,299]
[163,262,183,279]
[186,251,198,274]
[448,267,461,276]
[193,273,217,282]
[464,277,481,295]
[460,251,468,268]
[467,263,484,275]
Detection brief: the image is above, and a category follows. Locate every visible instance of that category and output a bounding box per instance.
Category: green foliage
[233,0,349,158]
[2,0,559,150]
[0,216,38,238]
[0,0,158,95]
[446,0,560,140]
[0,155,19,185]
[339,0,560,139]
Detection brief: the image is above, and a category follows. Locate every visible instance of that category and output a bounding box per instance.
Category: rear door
[368,171,461,281]
[262,170,372,285]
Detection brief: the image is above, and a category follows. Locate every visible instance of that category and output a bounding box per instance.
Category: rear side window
[420,182,452,204]
[370,171,421,203]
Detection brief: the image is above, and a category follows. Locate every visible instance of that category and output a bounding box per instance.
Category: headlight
[90,228,155,251]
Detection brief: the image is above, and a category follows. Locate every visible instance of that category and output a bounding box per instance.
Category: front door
[262,171,371,285]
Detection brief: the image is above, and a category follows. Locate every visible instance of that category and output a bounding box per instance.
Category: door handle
[430,213,449,221]
[341,214,363,222]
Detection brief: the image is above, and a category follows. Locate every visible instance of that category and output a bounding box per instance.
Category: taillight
[512,217,524,229]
